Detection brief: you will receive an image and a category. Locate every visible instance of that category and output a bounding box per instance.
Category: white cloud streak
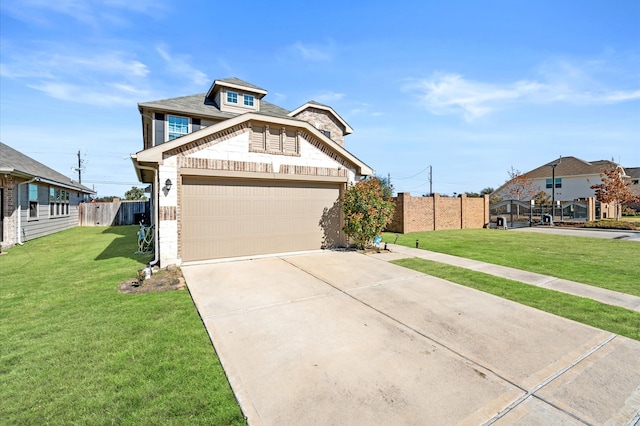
[156,46,209,86]
[406,61,640,121]
[292,42,333,61]
[2,46,151,107]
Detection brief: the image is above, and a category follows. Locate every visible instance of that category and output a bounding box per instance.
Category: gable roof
[0,142,93,193]
[206,77,268,99]
[288,101,354,135]
[524,156,617,179]
[132,113,372,178]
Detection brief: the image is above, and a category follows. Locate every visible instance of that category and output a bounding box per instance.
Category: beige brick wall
[386,193,489,233]
[293,108,346,147]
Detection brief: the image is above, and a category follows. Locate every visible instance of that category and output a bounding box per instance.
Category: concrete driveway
[182,251,640,425]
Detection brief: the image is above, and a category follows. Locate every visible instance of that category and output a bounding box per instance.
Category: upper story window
[244,94,254,107]
[546,178,562,189]
[227,91,238,104]
[168,116,189,141]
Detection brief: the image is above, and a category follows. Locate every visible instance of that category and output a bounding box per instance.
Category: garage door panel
[181,177,341,261]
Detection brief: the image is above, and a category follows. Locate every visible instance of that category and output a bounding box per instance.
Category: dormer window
[244,94,254,107]
[227,91,238,104]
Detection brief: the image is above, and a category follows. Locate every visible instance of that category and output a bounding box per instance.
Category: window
[320,129,331,138]
[50,187,70,217]
[546,178,562,189]
[29,183,38,218]
[168,116,189,141]
[227,91,238,104]
[244,94,254,107]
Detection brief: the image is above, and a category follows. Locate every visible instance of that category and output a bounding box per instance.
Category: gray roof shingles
[0,142,93,192]
[139,93,292,121]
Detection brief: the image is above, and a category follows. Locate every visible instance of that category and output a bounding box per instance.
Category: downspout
[17,177,38,245]
[136,165,160,267]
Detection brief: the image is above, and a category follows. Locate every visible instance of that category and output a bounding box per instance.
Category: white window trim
[226,91,239,104]
[166,115,190,142]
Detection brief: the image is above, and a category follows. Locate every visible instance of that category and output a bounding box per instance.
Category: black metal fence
[490,200,588,229]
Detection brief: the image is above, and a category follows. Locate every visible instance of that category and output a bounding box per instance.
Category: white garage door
[181,177,342,262]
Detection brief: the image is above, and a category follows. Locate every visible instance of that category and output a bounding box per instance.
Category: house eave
[288,102,354,135]
[133,112,372,176]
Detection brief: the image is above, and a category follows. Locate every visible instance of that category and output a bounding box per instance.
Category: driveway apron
[182,251,640,426]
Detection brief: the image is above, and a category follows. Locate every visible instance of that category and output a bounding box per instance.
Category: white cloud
[28,81,147,106]
[0,0,164,27]
[2,44,151,107]
[406,59,640,121]
[156,46,209,86]
[292,42,333,61]
[313,91,344,103]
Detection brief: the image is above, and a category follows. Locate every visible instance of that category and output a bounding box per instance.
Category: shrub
[582,220,637,230]
[341,178,395,249]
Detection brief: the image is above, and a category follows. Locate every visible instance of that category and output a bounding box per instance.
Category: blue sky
[1,0,639,197]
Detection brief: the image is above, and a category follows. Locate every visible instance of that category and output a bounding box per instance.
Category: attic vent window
[227,91,238,104]
[320,129,331,138]
[244,94,254,107]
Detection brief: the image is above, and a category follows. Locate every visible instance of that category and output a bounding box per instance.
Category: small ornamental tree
[503,167,537,201]
[590,165,640,220]
[341,178,395,249]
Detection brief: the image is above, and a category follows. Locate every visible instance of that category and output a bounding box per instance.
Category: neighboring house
[132,77,373,265]
[0,142,94,248]
[494,156,636,202]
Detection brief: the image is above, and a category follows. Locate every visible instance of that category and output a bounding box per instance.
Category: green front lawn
[385,229,640,297]
[0,226,245,425]
[393,258,640,341]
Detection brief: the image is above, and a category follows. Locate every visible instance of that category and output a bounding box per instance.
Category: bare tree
[590,165,640,220]
[503,167,537,201]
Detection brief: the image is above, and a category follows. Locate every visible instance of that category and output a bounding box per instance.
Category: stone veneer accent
[178,157,274,173]
[159,205,177,221]
[293,108,347,147]
[1,176,17,247]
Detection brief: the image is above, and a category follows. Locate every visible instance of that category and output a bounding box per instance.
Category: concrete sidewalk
[373,244,640,313]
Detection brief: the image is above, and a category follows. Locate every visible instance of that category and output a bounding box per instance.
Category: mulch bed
[118,267,186,294]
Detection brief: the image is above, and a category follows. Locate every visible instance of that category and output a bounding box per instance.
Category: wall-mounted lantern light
[165,179,172,192]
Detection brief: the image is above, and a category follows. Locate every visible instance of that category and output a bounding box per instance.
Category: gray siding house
[0,142,94,248]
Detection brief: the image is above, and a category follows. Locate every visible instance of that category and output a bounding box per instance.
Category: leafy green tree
[93,196,119,202]
[533,191,551,206]
[480,187,494,196]
[125,186,147,201]
[341,178,395,249]
[375,175,394,198]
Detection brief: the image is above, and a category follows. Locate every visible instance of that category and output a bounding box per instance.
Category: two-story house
[132,78,372,265]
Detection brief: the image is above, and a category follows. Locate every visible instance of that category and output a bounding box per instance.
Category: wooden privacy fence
[79,200,150,226]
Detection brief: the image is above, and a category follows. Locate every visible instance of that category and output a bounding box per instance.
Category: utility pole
[72,150,86,184]
[429,165,433,196]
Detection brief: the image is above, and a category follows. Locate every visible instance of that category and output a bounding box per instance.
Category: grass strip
[385,229,640,297]
[0,226,246,425]
[392,257,640,342]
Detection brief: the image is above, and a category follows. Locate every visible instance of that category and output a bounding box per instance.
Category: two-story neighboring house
[0,142,94,249]
[131,78,372,266]
[495,156,637,202]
